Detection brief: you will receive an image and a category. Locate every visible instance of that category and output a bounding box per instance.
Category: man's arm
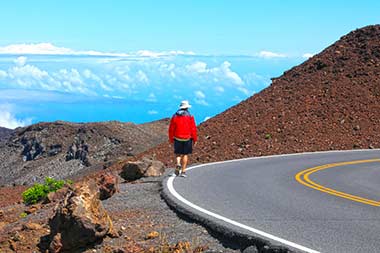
[168,116,175,143]
[191,116,197,143]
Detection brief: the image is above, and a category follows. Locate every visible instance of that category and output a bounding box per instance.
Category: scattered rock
[9,240,17,251]
[25,204,40,214]
[243,245,259,253]
[21,137,45,161]
[48,144,62,157]
[66,140,90,166]
[120,157,165,181]
[0,221,6,230]
[10,231,23,241]
[49,233,63,253]
[112,247,126,253]
[145,231,159,240]
[120,161,148,181]
[48,180,114,251]
[45,187,69,204]
[97,172,119,200]
[144,160,165,177]
[23,222,43,231]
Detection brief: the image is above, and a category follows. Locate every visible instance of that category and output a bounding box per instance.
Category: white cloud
[194,91,208,106]
[57,68,82,84]
[8,64,50,88]
[0,43,195,58]
[14,56,27,66]
[219,61,243,85]
[186,61,207,73]
[215,86,224,93]
[83,69,113,91]
[184,60,243,85]
[136,70,149,83]
[0,43,130,57]
[258,51,287,58]
[0,43,73,55]
[195,90,206,99]
[238,87,251,95]
[195,98,208,106]
[147,92,157,102]
[10,64,48,79]
[112,95,124,99]
[136,50,195,57]
[0,70,7,79]
[0,104,32,129]
[302,53,314,58]
[148,110,158,115]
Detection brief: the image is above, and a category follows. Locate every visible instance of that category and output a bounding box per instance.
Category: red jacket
[168,109,197,143]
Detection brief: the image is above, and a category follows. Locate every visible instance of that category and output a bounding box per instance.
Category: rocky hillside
[0,119,169,186]
[148,25,380,166]
[0,127,12,141]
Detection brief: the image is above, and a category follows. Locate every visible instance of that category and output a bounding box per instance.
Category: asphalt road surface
[166,150,380,253]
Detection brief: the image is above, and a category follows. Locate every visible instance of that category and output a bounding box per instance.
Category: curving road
[164,150,380,253]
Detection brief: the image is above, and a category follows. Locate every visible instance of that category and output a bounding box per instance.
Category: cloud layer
[0,55,256,100]
[0,43,306,125]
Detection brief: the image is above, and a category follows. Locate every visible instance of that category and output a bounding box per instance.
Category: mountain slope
[0,127,13,141]
[148,25,380,166]
[0,119,169,186]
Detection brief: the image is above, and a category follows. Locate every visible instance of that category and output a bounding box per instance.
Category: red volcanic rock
[147,25,380,166]
[97,172,119,200]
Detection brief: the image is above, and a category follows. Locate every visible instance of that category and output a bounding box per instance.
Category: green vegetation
[19,212,28,218]
[22,177,70,205]
[265,133,272,140]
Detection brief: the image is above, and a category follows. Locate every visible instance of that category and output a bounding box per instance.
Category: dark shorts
[174,139,193,155]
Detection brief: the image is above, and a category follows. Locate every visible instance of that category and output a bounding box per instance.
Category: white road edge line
[166,149,380,253]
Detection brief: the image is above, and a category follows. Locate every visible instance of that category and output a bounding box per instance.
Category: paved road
[166,150,380,253]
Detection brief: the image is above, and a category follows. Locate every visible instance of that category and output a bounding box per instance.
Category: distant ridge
[148,25,380,165]
[0,119,169,186]
[0,126,13,140]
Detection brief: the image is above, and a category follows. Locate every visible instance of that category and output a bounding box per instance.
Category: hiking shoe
[175,165,181,176]
[180,172,187,177]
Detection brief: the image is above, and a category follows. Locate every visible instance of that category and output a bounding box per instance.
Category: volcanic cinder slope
[148,25,380,166]
[0,119,169,186]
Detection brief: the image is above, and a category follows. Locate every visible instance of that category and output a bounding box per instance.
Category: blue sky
[0,1,379,128]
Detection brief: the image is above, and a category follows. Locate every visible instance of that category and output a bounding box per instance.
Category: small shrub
[265,133,272,139]
[22,177,68,205]
[19,212,28,218]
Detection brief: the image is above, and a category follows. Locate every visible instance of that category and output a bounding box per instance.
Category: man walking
[168,100,197,177]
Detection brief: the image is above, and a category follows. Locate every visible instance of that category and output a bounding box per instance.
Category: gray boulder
[120,157,165,181]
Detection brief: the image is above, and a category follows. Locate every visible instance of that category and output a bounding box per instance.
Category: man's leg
[181,155,188,173]
[176,156,181,166]
[175,155,182,175]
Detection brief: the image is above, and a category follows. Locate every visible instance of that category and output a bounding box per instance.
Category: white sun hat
[179,100,191,109]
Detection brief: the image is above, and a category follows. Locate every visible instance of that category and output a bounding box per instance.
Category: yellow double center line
[295,159,380,207]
